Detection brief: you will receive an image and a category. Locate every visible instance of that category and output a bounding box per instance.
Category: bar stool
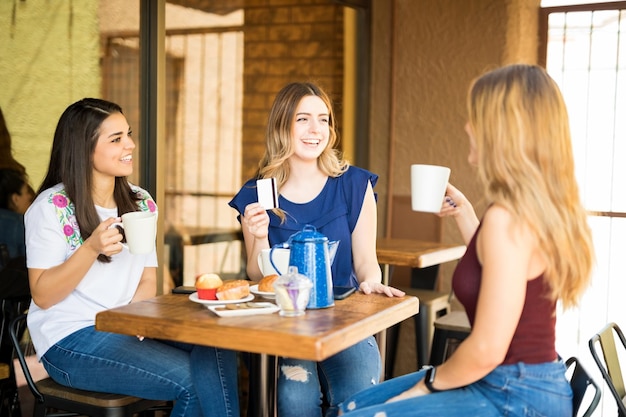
[429,310,471,366]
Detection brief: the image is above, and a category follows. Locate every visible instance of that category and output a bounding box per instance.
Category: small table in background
[376,238,467,286]
[376,238,467,378]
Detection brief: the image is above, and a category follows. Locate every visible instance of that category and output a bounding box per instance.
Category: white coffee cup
[116,211,157,255]
[410,164,451,213]
[258,248,290,276]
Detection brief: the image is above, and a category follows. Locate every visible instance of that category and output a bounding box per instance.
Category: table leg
[413,305,429,368]
[376,264,391,380]
[248,353,276,417]
[164,232,184,286]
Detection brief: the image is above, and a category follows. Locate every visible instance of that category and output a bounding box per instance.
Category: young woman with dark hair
[26,98,240,417]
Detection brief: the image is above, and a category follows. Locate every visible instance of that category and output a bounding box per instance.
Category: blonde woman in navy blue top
[229,82,404,417]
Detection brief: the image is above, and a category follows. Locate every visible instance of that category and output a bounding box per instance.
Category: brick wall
[241,0,345,183]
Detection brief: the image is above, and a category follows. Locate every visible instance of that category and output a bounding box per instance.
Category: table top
[376,238,466,269]
[95,292,419,362]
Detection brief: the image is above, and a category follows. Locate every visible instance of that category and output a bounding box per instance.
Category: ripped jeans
[276,335,381,417]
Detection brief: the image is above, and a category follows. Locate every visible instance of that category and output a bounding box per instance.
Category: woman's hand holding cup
[86,217,125,256]
[107,212,157,255]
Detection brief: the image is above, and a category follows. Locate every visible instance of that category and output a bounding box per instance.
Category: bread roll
[216,280,250,300]
[258,274,278,293]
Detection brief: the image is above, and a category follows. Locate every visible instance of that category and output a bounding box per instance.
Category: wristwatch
[424,366,443,393]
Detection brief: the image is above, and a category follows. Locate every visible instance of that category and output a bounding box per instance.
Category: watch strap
[424,366,443,393]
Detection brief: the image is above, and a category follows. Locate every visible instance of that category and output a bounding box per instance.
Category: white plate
[208,302,280,317]
[250,284,276,300]
[188,292,254,306]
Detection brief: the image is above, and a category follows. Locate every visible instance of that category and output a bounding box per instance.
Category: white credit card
[257,178,279,210]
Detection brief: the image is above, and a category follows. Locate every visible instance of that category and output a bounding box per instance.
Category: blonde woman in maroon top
[338,64,594,417]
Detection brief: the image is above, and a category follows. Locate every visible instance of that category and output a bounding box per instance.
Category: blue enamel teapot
[270,225,338,309]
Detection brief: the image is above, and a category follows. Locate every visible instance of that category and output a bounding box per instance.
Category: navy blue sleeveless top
[229,166,378,288]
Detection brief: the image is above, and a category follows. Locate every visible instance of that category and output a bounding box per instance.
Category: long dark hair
[38,98,141,262]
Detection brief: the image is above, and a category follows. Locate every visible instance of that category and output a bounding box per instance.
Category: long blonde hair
[468,64,594,309]
[258,82,348,185]
[258,82,349,221]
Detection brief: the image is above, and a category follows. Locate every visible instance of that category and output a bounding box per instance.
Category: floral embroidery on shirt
[131,186,157,213]
[49,190,83,250]
[50,186,157,250]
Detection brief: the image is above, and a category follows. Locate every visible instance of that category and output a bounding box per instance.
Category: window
[101,2,244,289]
[541,3,626,415]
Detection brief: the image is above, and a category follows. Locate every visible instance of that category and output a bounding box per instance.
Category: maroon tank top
[452,222,557,364]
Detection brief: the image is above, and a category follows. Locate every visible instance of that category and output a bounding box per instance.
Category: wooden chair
[428,309,471,366]
[589,322,626,417]
[386,287,450,374]
[387,196,443,289]
[565,356,601,417]
[9,314,170,417]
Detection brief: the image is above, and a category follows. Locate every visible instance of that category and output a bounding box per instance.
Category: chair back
[589,322,626,416]
[565,356,601,417]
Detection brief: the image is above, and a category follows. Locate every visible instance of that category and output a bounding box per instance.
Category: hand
[385,381,430,403]
[437,183,469,218]
[359,281,406,298]
[84,217,125,256]
[242,203,270,239]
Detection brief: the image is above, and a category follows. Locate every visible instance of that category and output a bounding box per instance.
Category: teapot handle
[270,243,289,276]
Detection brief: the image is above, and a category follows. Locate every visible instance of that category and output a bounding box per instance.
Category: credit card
[257,178,279,210]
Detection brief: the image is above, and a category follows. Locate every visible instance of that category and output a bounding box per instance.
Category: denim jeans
[338,360,572,417]
[42,326,240,417]
[276,335,381,417]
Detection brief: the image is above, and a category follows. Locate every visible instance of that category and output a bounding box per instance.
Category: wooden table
[376,238,466,377]
[376,238,467,284]
[95,292,419,417]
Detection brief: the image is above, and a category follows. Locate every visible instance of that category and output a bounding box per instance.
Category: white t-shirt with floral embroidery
[24,182,158,359]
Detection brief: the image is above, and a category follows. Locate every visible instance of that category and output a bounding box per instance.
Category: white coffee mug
[410,164,451,213]
[116,211,157,255]
[258,248,290,276]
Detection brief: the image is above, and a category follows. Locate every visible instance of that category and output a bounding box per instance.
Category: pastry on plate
[258,274,279,293]
[195,273,223,300]
[216,279,251,300]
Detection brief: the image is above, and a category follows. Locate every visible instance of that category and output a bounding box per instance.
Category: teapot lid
[290,225,328,243]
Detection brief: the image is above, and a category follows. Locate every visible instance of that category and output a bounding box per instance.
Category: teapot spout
[328,240,339,264]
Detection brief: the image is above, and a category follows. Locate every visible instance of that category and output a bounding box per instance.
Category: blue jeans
[339,360,572,417]
[277,336,381,417]
[42,326,240,417]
